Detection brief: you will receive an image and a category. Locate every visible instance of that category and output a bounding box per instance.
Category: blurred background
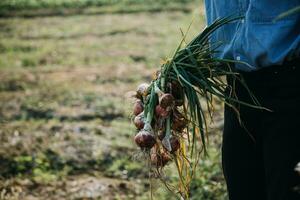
[0,0,227,199]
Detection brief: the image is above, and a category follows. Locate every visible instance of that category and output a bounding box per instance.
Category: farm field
[0,0,227,199]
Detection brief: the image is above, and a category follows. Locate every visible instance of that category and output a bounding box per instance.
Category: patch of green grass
[1,149,67,183]
[0,0,195,10]
[105,156,145,178]
[0,0,197,17]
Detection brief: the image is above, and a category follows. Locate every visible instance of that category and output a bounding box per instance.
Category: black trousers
[222,59,300,200]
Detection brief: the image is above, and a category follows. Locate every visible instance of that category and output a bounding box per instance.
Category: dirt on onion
[170,136,180,153]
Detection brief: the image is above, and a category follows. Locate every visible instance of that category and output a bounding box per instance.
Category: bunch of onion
[131,16,263,199]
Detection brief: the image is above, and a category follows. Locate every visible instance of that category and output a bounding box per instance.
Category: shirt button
[241,19,245,24]
[236,56,241,61]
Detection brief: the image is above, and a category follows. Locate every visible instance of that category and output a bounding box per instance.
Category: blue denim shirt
[205,0,300,71]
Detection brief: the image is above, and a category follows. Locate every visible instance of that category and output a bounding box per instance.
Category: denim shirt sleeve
[204,0,300,71]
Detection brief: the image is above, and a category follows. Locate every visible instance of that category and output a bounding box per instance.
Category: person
[204,1,300,200]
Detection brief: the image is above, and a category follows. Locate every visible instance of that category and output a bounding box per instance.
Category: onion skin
[134,114,145,130]
[155,118,165,130]
[136,83,149,99]
[134,130,156,149]
[168,81,184,104]
[173,109,184,118]
[159,93,174,110]
[133,99,143,116]
[172,121,187,132]
[155,105,169,118]
[157,130,166,140]
[150,146,171,167]
[172,109,187,132]
[154,118,165,140]
[170,137,180,153]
